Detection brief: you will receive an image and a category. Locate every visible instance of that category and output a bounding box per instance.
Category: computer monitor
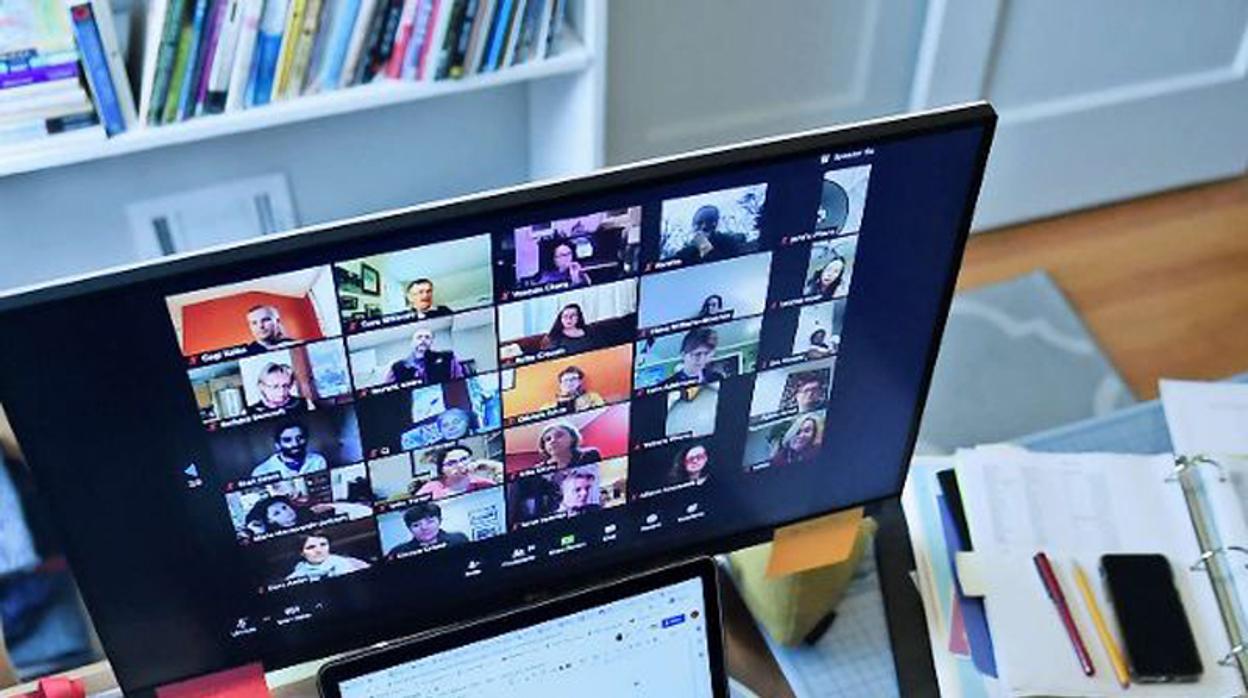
[0,104,994,695]
[317,558,726,698]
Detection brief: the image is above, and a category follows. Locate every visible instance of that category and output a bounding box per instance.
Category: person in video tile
[248,363,308,413]
[405,279,453,320]
[698,295,724,318]
[670,442,710,486]
[243,494,371,537]
[556,466,601,516]
[286,531,370,581]
[526,239,591,289]
[672,205,750,265]
[540,303,594,353]
[805,252,847,299]
[252,422,328,479]
[770,413,824,467]
[537,422,601,468]
[662,327,726,386]
[388,502,469,556]
[542,366,606,412]
[794,375,828,413]
[805,328,835,360]
[383,325,468,385]
[245,305,294,351]
[411,444,500,499]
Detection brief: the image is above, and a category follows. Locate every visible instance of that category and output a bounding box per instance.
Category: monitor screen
[330,573,718,698]
[0,105,993,694]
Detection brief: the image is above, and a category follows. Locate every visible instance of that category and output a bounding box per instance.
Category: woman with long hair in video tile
[285,532,369,581]
[243,494,370,538]
[805,252,846,299]
[540,303,594,353]
[770,413,824,468]
[537,422,601,469]
[698,294,724,317]
[670,442,710,486]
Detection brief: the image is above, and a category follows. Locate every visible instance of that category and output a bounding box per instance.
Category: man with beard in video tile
[251,421,329,479]
[384,325,467,385]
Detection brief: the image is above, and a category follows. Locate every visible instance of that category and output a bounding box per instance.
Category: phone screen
[1102,554,1203,682]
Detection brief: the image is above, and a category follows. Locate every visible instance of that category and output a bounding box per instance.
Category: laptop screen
[335,576,716,698]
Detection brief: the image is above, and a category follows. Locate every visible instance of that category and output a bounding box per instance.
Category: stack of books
[140,0,568,125]
[1,0,136,150]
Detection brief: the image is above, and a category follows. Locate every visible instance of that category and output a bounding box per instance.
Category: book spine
[302,0,338,92]
[147,0,188,123]
[541,0,563,58]
[499,0,525,69]
[414,0,442,79]
[430,0,464,79]
[68,2,127,135]
[249,0,288,105]
[174,0,211,120]
[400,0,432,79]
[271,0,306,99]
[0,61,79,90]
[161,23,193,122]
[0,110,99,142]
[194,0,229,112]
[318,0,363,90]
[348,0,386,84]
[224,0,264,111]
[88,0,138,128]
[385,0,420,79]
[338,0,377,87]
[364,0,403,82]
[204,0,244,112]
[285,0,323,96]
[482,0,511,73]
[460,0,490,77]
[447,0,477,78]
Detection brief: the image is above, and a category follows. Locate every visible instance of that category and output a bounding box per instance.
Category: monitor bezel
[316,557,728,698]
[0,103,995,693]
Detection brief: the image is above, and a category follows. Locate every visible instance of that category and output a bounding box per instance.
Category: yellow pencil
[1073,561,1130,689]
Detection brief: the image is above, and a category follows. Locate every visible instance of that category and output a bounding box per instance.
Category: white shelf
[0,37,592,179]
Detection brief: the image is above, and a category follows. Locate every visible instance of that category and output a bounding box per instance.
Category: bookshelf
[0,0,606,290]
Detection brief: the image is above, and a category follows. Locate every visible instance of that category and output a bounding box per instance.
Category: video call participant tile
[505,457,628,530]
[748,359,834,426]
[815,165,871,237]
[334,233,494,332]
[635,253,771,336]
[500,344,633,426]
[346,308,498,394]
[767,235,859,310]
[166,266,343,363]
[189,338,353,427]
[225,464,373,543]
[501,403,630,481]
[629,440,715,501]
[496,279,638,367]
[376,487,507,561]
[355,373,502,458]
[647,183,768,272]
[630,375,752,452]
[245,517,380,593]
[367,434,505,510]
[633,316,764,395]
[743,409,827,473]
[207,404,364,487]
[757,298,846,370]
[495,207,642,301]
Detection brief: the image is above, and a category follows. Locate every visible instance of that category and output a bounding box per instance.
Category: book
[498,0,524,69]
[414,0,443,80]
[84,0,136,128]
[0,113,104,148]
[337,0,377,87]
[459,0,490,77]
[0,0,79,89]
[67,1,126,135]
[399,0,433,79]
[429,0,464,80]
[0,78,85,107]
[480,0,513,73]
[173,0,211,120]
[0,84,90,119]
[145,0,188,123]
[269,0,306,99]
[283,0,323,96]
[136,0,167,124]
[249,0,287,105]
[507,0,544,66]
[359,0,402,82]
[384,0,420,79]
[223,0,263,111]
[192,0,229,113]
[160,22,192,122]
[0,50,80,90]
[536,0,560,59]
[316,0,364,89]
[203,0,244,113]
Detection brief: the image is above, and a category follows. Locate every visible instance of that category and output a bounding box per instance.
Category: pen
[1073,561,1130,688]
[1033,551,1095,677]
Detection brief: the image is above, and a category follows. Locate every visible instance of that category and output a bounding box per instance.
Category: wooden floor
[957,174,1248,400]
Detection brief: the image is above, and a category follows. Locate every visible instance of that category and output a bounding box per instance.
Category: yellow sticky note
[766,507,864,578]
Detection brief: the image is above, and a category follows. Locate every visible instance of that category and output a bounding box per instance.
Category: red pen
[1033,552,1095,677]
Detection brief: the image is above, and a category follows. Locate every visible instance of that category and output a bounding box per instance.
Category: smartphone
[1101,553,1203,682]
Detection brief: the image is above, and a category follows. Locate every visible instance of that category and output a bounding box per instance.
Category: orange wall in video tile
[180,292,323,355]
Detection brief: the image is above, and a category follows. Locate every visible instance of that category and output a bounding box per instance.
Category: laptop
[317,558,728,697]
